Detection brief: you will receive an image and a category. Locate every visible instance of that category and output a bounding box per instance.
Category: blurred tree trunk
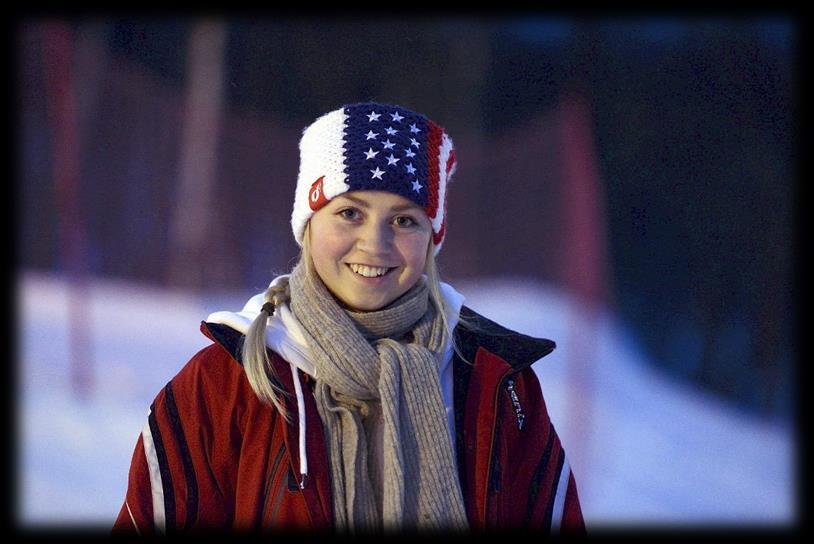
[168,20,227,290]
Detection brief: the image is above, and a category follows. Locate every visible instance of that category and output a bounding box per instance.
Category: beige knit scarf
[287,262,469,533]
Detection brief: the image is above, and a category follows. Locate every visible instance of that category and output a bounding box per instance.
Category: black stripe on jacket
[543,447,566,532]
[148,398,176,532]
[524,420,556,526]
[164,382,199,530]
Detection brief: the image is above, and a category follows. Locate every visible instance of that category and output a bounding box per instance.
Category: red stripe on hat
[446,148,456,176]
[432,140,455,246]
[425,120,443,220]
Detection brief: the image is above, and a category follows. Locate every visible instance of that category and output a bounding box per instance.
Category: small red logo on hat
[309,176,329,211]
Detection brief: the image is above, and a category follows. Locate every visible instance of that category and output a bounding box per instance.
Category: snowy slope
[16,271,795,529]
[456,278,795,527]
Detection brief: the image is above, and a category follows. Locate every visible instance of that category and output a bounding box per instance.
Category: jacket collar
[453,306,556,371]
[201,321,245,363]
[202,304,556,372]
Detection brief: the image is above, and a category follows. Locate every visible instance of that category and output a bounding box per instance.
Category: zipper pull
[506,379,525,430]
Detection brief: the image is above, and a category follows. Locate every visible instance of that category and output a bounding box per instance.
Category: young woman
[113,102,585,535]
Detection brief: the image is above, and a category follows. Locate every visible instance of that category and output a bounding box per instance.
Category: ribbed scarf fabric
[288,262,469,532]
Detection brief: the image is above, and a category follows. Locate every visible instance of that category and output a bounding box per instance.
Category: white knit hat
[291,102,457,254]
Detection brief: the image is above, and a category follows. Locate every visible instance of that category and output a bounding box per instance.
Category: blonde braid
[242,276,292,421]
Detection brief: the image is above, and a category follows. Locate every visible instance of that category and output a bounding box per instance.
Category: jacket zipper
[262,443,287,520]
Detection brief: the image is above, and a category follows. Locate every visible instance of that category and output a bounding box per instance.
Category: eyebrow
[338,194,423,213]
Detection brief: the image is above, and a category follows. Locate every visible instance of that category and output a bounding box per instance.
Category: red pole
[41,21,92,399]
[558,90,609,499]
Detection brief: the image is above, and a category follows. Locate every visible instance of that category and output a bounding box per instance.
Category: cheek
[309,223,351,273]
[399,236,430,272]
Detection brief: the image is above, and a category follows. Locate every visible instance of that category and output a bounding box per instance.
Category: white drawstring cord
[289,363,308,489]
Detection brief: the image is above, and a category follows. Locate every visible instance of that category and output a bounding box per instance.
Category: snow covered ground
[16,270,796,530]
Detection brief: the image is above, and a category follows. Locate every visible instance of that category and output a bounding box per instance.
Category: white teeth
[349,263,390,277]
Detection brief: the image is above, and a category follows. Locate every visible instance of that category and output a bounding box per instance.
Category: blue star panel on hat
[342,103,430,208]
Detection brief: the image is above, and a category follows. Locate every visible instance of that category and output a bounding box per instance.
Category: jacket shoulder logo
[506,379,525,430]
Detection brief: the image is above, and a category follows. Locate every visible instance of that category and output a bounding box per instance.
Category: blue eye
[338,208,360,220]
[394,216,416,228]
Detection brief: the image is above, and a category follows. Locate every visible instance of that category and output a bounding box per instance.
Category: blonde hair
[242,222,469,418]
[242,272,293,421]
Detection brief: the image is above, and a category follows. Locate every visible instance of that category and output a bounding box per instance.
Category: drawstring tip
[299,473,308,490]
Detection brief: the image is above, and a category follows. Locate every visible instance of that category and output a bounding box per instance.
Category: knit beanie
[291,102,457,254]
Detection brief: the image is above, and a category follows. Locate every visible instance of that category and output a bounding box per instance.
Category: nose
[355,220,393,256]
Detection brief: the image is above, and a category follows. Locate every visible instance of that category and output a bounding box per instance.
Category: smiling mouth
[347,263,396,278]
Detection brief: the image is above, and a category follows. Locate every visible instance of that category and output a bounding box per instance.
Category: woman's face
[308,190,432,312]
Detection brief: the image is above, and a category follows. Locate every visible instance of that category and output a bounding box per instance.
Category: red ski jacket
[113,307,585,535]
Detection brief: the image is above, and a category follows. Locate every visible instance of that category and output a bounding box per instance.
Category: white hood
[206,275,316,377]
